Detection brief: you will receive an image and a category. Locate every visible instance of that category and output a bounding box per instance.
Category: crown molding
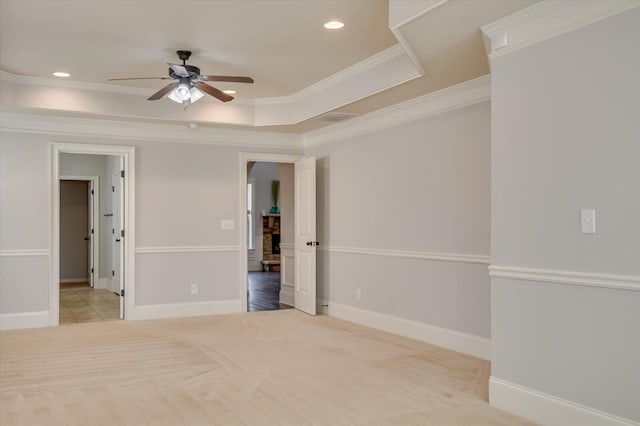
[253,44,422,126]
[304,74,490,148]
[0,111,303,150]
[481,0,640,60]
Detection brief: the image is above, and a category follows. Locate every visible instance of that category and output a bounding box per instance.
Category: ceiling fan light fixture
[323,20,344,30]
[52,71,70,78]
[222,90,236,95]
[189,87,204,102]
[168,83,192,103]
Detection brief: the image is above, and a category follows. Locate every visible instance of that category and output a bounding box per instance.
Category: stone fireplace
[261,214,280,271]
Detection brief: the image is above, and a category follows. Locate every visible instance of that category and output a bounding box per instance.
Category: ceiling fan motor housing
[168,64,201,80]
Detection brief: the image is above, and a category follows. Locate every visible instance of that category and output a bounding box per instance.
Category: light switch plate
[221,219,235,230]
[580,209,596,234]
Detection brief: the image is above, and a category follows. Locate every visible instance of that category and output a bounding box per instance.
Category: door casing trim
[238,153,303,312]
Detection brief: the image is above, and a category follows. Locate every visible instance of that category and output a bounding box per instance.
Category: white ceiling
[0,0,538,133]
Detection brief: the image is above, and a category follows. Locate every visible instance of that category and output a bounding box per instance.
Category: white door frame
[51,143,136,326]
[59,175,99,288]
[239,152,303,312]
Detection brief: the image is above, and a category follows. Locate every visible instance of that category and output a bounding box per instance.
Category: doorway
[59,178,95,289]
[51,144,136,327]
[239,153,317,315]
[246,162,293,311]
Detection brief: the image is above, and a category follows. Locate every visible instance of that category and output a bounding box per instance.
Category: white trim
[135,245,240,254]
[131,299,241,321]
[321,245,490,265]
[489,377,638,426]
[304,75,490,147]
[326,302,491,360]
[0,311,50,330]
[279,285,294,307]
[52,143,136,326]
[60,278,88,283]
[0,112,302,151]
[279,242,294,250]
[489,265,640,292]
[0,249,50,257]
[481,0,640,60]
[238,152,304,313]
[94,278,116,292]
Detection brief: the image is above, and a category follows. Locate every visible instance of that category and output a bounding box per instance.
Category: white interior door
[112,165,124,319]
[294,157,317,315]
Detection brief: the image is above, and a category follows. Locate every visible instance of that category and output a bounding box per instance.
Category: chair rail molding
[489,265,640,292]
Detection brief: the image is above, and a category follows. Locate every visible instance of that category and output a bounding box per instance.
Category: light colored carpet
[0,310,533,425]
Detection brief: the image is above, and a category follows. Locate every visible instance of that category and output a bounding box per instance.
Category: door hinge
[121,170,125,178]
[91,267,94,274]
[91,189,94,195]
[121,229,125,238]
[112,270,115,277]
[120,289,125,297]
[112,186,115,192]
[91,228,94,234]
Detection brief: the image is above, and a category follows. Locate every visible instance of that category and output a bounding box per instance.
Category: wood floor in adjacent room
[0,310,533,426]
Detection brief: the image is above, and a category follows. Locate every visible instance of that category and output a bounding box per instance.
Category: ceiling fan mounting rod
[177,50,192,65]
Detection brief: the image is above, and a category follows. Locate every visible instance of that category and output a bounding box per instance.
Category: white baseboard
[94,278,116,291]
[326,302,491,360]
[60,278,88,283]
[279,284,294,306]
[131,299,242,321]
[0,311,50,330]
[489,377,638,426]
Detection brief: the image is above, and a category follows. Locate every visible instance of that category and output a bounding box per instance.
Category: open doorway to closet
[52,144,135,327]
[246,161,295,311]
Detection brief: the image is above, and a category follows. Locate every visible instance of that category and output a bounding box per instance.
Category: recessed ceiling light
[324,20,344,30]
[52,71,70,78]
[223,90,236,95]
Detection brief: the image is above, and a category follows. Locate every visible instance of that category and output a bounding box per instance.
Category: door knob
[306,241,312,246]
[306,241,320,246]
[115,238,121,242]
[84,237,90,241]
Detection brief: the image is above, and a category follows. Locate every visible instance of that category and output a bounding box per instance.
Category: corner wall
[489,7,640,423]
[308,99,492,359]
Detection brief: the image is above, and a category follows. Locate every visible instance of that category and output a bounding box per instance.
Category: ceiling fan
[108,50,254,104]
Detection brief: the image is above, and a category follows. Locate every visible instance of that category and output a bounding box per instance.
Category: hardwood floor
[59,287,120,324]
[248,271,293,312]
[0,310,533,425]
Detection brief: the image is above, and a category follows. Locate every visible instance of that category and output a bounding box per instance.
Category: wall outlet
[221,219,235,230]
[190,283,199,295]
[356,288,361,300]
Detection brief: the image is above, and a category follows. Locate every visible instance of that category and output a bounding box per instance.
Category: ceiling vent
[317,112,359,123]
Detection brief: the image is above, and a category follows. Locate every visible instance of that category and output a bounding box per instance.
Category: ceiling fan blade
[108,77,172,81]
[168,63,190,78]
[147,82,178,101]
[199,75,254,84]
[195,82,233,102]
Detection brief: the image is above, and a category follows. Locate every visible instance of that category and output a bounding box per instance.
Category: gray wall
[0,132,269,312]
[490,8,640,422]
[59,180,89,281]
[59,153,112,279]
[309,101,491,338]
